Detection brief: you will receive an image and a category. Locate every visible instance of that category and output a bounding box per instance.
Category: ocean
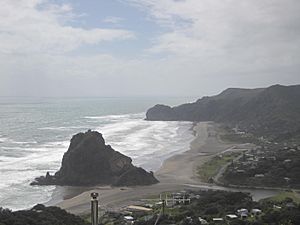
[0,96,195,211]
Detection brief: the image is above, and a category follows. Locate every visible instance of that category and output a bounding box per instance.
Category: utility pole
[91,192,99,225]
[155,197,166,225]
[162,199,165,216]
[165,194,168,207]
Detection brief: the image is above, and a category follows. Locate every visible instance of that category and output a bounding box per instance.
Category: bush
[0,205,88,225]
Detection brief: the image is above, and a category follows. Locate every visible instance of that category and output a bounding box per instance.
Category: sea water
[0,97,195,210]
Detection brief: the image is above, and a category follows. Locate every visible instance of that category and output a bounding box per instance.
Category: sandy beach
[53,122,254,215]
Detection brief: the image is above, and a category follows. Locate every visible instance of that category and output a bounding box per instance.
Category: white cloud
[129,0,300,70]
[0,0,134,54]
[122,0,300,95]
[0,0,299,97]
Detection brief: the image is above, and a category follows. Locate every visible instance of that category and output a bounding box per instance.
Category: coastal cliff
[31,130,158,186]
[146,84,300,141]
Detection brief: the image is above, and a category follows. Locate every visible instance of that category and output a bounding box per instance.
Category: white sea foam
[42,141,69,148]
[0,140,68,210]
[84,113,142,120]
[84,115,128,120]
[84,113,143,124]
[0,134,37,146]
[0,112,194,210]
[95,116,193,171]
[9,140,38,144]
[0,135,11,143]
[38,126,88,131]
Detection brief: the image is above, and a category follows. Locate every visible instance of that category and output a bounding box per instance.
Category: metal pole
[91,192,99,225]
[165,194,168,206]
[162,199,165,216]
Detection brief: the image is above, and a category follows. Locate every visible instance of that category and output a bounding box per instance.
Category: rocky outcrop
[31,130,158,186]
[114,167,158,186]
[146,104,176,121]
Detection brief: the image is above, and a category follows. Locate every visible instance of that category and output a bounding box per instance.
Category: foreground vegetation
[0,204,89,225]
[98,190,300,225]
[2,190,300,225]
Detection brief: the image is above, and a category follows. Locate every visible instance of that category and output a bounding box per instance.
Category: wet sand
[52,122,256,214]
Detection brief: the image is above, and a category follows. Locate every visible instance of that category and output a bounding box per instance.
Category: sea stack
[31,130,158,186]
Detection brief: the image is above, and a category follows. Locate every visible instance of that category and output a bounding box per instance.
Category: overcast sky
[0,0,299,97]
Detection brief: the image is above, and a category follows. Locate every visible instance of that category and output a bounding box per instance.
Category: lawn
[197,152,241,182]
[262,191,300,204]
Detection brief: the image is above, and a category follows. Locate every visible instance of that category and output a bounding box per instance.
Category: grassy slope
[197,152,241,182]
[262,191,300,204]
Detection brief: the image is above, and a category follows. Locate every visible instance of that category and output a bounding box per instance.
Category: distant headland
[146,84,300,143]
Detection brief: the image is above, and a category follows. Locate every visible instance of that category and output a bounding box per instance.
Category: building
[226,214,238,219]
[251,209,262,215]
[124,215,134,224]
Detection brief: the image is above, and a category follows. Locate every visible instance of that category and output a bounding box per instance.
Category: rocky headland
[31,130,158,186]
[146,84,300,142]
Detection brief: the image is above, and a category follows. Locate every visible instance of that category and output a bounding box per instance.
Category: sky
[0,0,299,97]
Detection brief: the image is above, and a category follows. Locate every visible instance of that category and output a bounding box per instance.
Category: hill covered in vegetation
[99,190,300,225]
[0,204,88,225]
[146,84,300,142]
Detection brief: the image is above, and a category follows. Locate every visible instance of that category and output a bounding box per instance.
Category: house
[237,208,249,216]
[226,214,238,219]
[186,216,193,223]
[198,217,208,224]
[212,218,224,223]
[124,216,134,220]
[124,215,134,224]
[171,192,191,205]
[251,208,262,215]
[255,174,265,178]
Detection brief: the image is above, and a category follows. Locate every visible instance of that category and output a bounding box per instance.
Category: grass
[197,152,241,182]
[217,126,260,145]
[80,214,91,223]
[261,191,300,204]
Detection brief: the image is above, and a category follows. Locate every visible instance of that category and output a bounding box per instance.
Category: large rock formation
[146,84,300,141]
[31,130,158,186]
[146,104,177,121]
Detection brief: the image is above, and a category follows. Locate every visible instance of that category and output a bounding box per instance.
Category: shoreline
[50,122,275,215]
